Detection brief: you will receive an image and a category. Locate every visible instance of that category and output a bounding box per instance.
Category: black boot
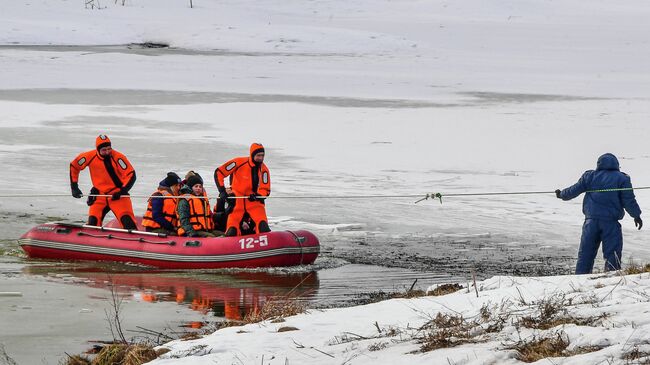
[225,227,237,237]
[120,216,137,230]
[258,221,271,233]
[87,216,99,226]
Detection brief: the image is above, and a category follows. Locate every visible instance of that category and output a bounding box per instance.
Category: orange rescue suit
[176,194,214,236]
[142,189,178,230]
[214,143,271,235]
[69,135,136,228]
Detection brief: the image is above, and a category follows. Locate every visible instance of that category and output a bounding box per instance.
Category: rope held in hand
[2,186,649,204]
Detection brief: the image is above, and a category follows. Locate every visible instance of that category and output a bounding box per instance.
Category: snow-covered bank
[150,271,650,365]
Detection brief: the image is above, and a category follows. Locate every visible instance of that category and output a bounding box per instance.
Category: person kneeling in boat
[142,172,182,235]
[69,134,137,230]
[177,174,223,237]
[214,143,271,236]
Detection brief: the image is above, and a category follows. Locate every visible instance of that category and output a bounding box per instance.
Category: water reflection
[21,263,318,321]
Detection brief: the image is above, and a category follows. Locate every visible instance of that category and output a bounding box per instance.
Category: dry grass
[509,333,570,363]
[357,283,463,304]
[368,342,389,352]
[623,347,650,364]
[428,283,463,296]
[391,289,428,299]
[179,332,202,341]
[91,344,126,365]
[277,326,299,332]
[122,345,158,365]
[393,283,463,299]
[519,294,607,330]
[565,345,605,357]
[77,343,158,365]
[521,314,607,330]
[155,348,170,357]
[479,303,509,333]
[417,313,481,352]
[624,263,650,275]
[506,332,604,363]
[243,296,307,324]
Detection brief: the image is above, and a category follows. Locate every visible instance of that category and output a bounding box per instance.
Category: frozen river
[2,2,650,360]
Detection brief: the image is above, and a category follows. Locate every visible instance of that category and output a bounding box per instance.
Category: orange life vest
[142,190,178,229]
[214,143,271,197]
[177,194,214,236]
[70,149,135,194]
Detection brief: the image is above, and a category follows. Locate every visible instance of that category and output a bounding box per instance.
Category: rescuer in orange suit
[69,135,137,229]
[214,143,271,236]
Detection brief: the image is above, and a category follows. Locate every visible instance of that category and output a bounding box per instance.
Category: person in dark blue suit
[556,153,642,274]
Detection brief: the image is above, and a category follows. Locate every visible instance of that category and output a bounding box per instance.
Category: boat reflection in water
[22,263,319,323]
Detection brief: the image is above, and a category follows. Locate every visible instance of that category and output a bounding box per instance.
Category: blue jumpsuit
[559,153,642,274]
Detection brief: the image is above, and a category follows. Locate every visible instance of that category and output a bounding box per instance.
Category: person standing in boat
[142,172,182,235]
[177,174,221,237]
[214,143,271,236]
[69,134,137,230]
[555,153,643,274]
[213,192,256,235]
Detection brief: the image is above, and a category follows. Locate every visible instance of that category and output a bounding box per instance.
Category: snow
[2,0,650,363]
[149,272,650,365]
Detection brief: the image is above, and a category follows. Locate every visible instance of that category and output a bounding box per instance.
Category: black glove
[555,189,562,199]
[248,194,257,202]
[87,187,99,206]
[219,190,229,201]
[634,217,643,230]
[71,183,83,199]
[112,189,128,200]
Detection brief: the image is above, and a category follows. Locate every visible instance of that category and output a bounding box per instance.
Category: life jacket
[177,193,214,236]
[214,143,271,197]
[142,189,178,229]
[70,149,135,194]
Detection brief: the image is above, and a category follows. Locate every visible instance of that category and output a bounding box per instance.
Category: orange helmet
[96,134,111,151]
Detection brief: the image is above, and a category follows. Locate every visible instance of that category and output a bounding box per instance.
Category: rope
[2,186,649,204]
[0,193,426,199]
[416,186,650,204]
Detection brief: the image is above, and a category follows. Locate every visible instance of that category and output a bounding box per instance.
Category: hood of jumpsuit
[249,143,265,165]
[95,134,112,157]
[596,153,620,171]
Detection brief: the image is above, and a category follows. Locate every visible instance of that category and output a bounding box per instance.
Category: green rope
[417,186,650,204]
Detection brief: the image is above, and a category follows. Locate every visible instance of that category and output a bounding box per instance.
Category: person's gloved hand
[555,189,562,199]
[71,183,83,199]
[248,194,257,202]
[219,190,229,201]
[112,189,128,200]
[87,187,99,206]
[634,217,643,230]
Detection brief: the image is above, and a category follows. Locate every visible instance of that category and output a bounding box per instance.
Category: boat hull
[19,223,319,269]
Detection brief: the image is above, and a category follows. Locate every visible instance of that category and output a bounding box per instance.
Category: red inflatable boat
[19,221,320,269]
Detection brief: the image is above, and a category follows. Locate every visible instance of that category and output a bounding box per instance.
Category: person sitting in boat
[69,134,137,230]
[182,170,198,186]
[214,143,271,236]
[177,174,222,237]
[213,190,256,235]
[142,172,182,235]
